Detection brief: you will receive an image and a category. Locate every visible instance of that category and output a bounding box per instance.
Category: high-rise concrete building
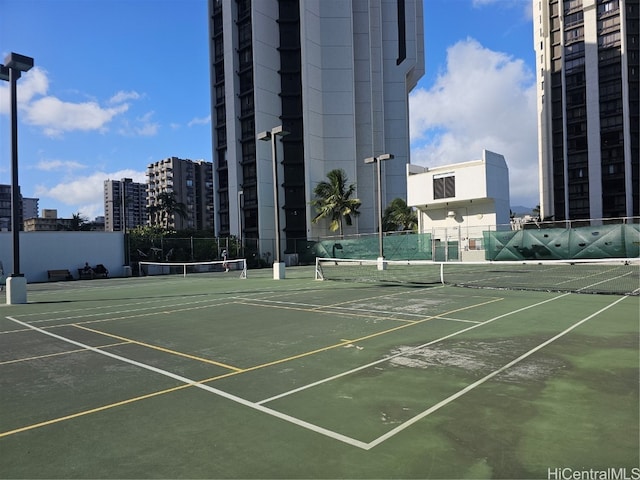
[0,184,22,232]
[534,0,639,221]
[104,178,148,232]
[208,0,424,254]
[146,157,214,231]
[22,197,39,221]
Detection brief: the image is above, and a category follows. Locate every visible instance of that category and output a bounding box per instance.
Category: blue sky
[0,0,537,220]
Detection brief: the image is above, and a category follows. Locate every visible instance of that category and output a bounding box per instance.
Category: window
[215,85,225,103]
[565,11,583,28]
[433,174,455,200]
[216,105,226,124]
[239,70,253,94]
[238,46,252,70]
[598,31,621,48]
[597,0,619,17]
[565,26,584,44]
[238,22,251,47]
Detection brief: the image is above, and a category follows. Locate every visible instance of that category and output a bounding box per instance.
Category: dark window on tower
[238,22,251,47]
[396,0,406,65]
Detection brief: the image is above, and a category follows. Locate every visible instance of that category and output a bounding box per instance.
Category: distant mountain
[511,205,535,215]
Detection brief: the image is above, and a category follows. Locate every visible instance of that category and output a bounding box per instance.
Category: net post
[239,259,247,279]
[315,257,324,280]
[440,262,445,285]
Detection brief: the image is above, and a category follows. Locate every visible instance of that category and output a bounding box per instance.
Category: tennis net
[314,257,639,295]
[139,259,247,279]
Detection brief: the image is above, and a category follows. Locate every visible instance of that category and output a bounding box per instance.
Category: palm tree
[149,191,188,230]
[311,169,361,237]
[382,198,418,232]
[69,212,89,231]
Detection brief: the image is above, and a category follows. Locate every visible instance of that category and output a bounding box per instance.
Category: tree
[382,198,418,232]
[311,169,361,237]
[149,191,188,230]
[69,212,90,231]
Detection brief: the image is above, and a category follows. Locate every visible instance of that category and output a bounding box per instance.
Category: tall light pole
[237,188,243,257]
[257,125,290,279]
[364,153,394,270]
[1,52,34,304]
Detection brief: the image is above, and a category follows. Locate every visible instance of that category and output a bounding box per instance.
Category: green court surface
[1,266,638,479]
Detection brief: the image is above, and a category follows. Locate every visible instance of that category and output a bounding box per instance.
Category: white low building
[407,150,510,261]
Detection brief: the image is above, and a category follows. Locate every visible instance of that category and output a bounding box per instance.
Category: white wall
[0,232,126,283]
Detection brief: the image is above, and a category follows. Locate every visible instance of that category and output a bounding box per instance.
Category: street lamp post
[364,153,394,270]
[257,125,290,279]
[1,52,34,304]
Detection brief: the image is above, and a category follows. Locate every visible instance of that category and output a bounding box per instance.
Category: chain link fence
[127,217,639,273]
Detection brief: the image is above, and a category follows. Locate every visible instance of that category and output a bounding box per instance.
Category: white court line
[575,269,636,293]
[5,293,631,450]
[365,294,629,449]
[5,315,368,450]
[256,293,571,406]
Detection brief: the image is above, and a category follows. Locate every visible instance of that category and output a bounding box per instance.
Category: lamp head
[0,65,9,82]
[257,131,271,141]
[4,52,34,72]
[272,125,290,137]
[364,153,394,164]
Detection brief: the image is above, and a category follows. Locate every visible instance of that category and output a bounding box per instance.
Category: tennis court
[1,265,638,479]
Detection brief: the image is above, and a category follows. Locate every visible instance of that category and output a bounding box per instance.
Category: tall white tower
[208,0,424,254]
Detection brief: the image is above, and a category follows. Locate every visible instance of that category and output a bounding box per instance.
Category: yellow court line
[0,341,131,366]
[227,296,505,375]
[0,296,503,439]
[72,324,243,372]
[0,382,194,439]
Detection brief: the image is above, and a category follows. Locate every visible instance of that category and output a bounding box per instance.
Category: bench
[77,264,109,280]
[48,269,73,281]
[78,268,94,280]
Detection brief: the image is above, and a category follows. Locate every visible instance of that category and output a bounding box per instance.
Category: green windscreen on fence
[313,233,433,260]
[484,224,640,261]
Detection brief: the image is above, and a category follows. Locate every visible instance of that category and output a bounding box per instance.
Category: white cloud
[109,90,141,104]
[36,159,87,171]
[1,68,139,137]
[0,67,49,114]
[188,115,211,127]
[134,122,159,136]
[35,169,147,215]
[118,110,159,137]
[24,96,130,137]
[409,38,538,207]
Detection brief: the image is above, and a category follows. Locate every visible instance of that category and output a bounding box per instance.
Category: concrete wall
[0,232,126,283]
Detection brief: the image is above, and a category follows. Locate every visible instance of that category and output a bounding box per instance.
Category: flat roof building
[147,157,214,231]
[407,150,511,260]
[104,178,148,232]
